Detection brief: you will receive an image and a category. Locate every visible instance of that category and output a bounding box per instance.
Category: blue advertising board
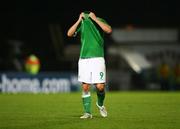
[0,72,80,93]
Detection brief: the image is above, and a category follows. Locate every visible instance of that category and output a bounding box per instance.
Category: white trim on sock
[82,91,91,98]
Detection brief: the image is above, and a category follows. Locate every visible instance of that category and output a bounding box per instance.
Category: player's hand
[78,12,85,21]
[89,12,97,21]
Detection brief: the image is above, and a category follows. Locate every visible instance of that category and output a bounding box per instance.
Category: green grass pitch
[0,91,180,129]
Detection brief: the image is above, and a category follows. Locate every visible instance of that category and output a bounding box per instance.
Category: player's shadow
[71,114,107,119]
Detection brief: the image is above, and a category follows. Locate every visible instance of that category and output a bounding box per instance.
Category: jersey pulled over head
[83,11,90,19]
[76,11,109,58]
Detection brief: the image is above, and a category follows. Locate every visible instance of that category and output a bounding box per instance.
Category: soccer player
[67,11,112,119]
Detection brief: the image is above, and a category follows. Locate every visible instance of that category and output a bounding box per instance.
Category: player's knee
[82,83,90,92]
[96,83,105,91]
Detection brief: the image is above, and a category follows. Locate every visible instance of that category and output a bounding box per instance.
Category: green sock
[97,90,105,107]
[82,92,91,114]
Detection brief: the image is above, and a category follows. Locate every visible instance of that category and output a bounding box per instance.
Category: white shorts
[78,57,106,84]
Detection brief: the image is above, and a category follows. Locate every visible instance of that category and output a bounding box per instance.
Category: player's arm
[89,12,112,34]
[67,13,84,37]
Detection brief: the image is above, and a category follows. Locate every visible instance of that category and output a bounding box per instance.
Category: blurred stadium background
[0,0,180,93]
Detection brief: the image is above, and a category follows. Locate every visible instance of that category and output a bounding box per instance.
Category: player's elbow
[105,27,112,34]
[106,28,112,34]
[67,31,73,37]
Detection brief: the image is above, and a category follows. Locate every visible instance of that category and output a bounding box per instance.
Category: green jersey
[76,16,108,58]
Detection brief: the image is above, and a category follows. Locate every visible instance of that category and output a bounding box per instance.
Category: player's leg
[82,83,91,114]
[80,82,92,118]
[95,83,107,117]
[91,57,106,107]
[78,59,92,118]
[96,83,105,106]
[91,57,107,117]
